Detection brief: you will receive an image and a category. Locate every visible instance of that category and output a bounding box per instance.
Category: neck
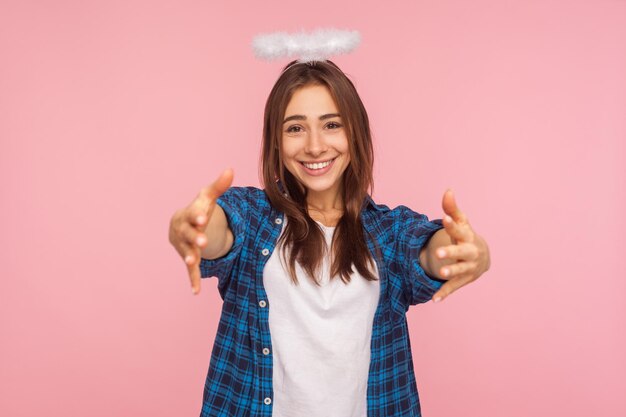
[306,183,344,213]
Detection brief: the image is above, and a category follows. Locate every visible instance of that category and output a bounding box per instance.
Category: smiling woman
[262,61,378,288]
[168,57,491,417]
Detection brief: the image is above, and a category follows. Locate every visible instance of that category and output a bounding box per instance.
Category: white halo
[251,28,361,63]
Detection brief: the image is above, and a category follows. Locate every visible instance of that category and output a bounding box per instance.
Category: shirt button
[259,300,267,308]
[264,397,272,405]
[261,248,269,256]
[262,347,270,355]
[275,218,282,225]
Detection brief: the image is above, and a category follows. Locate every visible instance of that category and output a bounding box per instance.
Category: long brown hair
[260,60,377,286]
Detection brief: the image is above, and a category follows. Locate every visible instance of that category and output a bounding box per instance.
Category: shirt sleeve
[396,206,447,306]
[199,186,249,283]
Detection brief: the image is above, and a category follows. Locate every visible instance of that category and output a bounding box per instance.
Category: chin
[303,183,336,193]
[296,175,332,189]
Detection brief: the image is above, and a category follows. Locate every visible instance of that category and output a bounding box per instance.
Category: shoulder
[218,186,268,205]
[362,196,408,238]
[217,186,274,220]
[363,195,420,223]
[364,196,441,235]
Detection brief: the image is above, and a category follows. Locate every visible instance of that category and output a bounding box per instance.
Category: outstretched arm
[168,168,235,295]
[418,189,491,302]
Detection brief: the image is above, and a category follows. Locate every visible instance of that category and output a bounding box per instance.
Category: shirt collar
[363,194,384,212]
[265,186,383,213]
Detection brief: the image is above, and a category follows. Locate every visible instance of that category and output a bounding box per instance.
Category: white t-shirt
[263,218,381,417]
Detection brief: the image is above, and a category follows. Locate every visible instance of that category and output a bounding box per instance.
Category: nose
[304,128,328,156]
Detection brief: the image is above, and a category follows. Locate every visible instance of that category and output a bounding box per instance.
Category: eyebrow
[283,113,341,124]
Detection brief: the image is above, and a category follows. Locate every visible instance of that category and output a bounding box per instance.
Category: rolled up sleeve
[199,187,249,284]
[396,206,446,306]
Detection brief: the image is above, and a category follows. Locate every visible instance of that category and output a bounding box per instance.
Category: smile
[299,157,337,175]
[300,157,336,169]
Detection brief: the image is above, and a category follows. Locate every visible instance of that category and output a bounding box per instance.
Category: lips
[299,157,337,176]
[299,157,336,167]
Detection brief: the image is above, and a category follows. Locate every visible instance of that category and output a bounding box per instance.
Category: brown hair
[260,60,377,285]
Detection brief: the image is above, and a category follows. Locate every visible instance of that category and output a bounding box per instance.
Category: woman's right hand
[168,168,234,295]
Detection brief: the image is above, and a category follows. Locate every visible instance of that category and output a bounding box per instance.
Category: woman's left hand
[430,189,491,302]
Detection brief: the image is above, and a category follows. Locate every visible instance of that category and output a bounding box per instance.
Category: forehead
[285,84,339,115]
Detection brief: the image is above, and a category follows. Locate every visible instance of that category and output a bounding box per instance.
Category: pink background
[2,1,625,416]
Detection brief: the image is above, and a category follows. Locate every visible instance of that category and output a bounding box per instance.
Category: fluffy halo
[251,28,361,63]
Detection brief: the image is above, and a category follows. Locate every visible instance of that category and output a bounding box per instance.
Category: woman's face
[281,84,350,201]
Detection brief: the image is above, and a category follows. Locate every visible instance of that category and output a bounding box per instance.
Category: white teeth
[303,159,333,170]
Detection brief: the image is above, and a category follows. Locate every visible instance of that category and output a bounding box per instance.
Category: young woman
[169,60,491,417]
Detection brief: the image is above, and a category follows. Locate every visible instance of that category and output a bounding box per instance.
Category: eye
[286,125,303,133]
[326,122,342,129]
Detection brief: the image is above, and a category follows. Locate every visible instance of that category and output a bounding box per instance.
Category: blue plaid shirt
[199,186,445,417]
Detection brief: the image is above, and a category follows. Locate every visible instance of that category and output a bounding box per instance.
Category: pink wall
[1,1,625,416]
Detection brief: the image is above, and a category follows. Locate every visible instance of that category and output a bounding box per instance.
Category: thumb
[206,168,234,200]
[441,189,456,217]
[442,188,467,224]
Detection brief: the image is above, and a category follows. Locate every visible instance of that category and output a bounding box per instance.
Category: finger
[205,168,235,201]
[436,242,479,261]
[440,261,478,279]
[185,205,211,230]
[178,240,196,265]
[194,168,235,222]
[173,238,199,274]
[432,273,476,302]
[442,215,475,243]
[184,242,202,295]
[179,221,208,248]
[441,189,468,225]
